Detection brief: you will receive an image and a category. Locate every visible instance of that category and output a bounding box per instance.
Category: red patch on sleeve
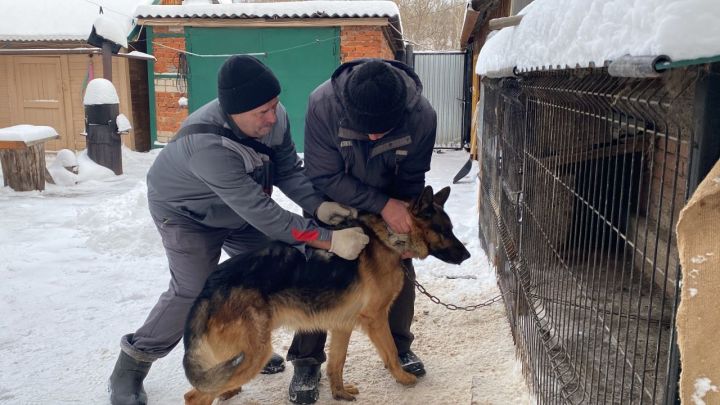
[291,228,320,242]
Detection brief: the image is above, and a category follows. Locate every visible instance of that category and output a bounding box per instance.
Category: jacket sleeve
[188,145,331,244]
[273,115,325,216]
[393,105,437,200]
[303,100,389,214]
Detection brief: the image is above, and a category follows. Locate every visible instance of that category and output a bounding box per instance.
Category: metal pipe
[608,55,671,78]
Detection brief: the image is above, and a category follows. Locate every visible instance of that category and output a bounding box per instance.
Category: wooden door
[10,56,72,150]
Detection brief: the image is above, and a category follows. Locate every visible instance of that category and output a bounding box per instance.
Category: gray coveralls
[120,99,331,362]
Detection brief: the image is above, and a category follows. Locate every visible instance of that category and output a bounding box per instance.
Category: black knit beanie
[217,55,281,115]
[344,60,407,134]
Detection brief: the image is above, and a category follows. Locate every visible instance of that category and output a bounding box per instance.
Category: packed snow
[0,125,58,143]
[135,0,400,19]
[83,78,120,106]
[92,14,129,48]
[0,0,154,42]
[116,114,132,133]
[692,377,718,405]
[477,0,720,75]
[125,50,156,61]
[46,149,79,187]
[0,148,531,404]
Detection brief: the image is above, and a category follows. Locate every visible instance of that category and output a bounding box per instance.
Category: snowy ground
[0,148,532,404]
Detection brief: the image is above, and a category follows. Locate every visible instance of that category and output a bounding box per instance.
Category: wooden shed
[0,0,155,152]
[136,0,405,150]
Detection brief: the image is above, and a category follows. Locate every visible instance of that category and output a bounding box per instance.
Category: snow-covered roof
[0,0,154,42]
[477,0,720,76]
[135,1,399,20]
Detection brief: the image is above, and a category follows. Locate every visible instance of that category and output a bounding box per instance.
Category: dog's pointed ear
[412,186,434,215]
[433,187,451,207]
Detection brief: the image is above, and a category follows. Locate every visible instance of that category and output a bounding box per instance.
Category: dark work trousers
[120,213,271,363]
[286,258,416,365]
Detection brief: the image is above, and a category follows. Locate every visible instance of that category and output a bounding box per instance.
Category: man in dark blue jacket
[108,55,369,405]
[286,58,437,404]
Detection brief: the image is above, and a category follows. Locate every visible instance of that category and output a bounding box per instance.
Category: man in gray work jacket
[108,55,369,405]
[286,59,437,404]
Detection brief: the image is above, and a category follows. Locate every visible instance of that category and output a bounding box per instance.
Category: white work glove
[330,227,370,260]
[316,201,358,225]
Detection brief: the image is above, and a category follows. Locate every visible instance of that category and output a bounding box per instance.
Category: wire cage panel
[478,66,705,404]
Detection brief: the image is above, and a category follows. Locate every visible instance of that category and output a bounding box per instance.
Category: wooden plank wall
[0,53,137,152]
[0,59,10,127]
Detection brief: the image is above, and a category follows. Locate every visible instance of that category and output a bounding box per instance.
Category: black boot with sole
[108,351,152,405]
[288,363,321,404]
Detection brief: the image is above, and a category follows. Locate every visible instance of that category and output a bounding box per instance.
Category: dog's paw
[395,371,417,386]
[332,384,359,401]
[343,383,359,395]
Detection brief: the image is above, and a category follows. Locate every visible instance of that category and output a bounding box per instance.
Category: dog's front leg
[359,315,417,386]
[327,329,360,401]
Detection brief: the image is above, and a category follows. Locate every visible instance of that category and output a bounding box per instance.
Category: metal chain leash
[401,263,509,311]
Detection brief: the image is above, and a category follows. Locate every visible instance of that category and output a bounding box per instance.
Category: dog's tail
[183,293,271,394]
[183,348,245,393]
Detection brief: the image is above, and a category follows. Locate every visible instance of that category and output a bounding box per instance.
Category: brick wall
[151,26,188,144]
[340,26,394,62]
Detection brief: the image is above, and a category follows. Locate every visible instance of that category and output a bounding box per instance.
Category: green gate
[186,27,340,151]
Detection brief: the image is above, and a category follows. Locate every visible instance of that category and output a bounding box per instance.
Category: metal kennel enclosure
[478,62,720,404]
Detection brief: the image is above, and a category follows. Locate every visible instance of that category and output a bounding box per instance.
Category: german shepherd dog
[183,186,471,404]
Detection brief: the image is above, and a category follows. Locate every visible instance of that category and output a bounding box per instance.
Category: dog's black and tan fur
[182,186,471,404]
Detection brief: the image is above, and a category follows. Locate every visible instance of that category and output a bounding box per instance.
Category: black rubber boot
[108,351,152,405]
[261,352,286,374]
[288,364,321,404]
[399,350,426,377]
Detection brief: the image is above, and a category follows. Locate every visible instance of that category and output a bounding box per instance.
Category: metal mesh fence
[478,66,706,404]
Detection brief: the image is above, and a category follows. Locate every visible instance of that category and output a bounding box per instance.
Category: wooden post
[102,41,113,80]
[86,103,122,175]
[0,143,47,191]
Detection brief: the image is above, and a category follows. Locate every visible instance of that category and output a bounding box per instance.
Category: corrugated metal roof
[0,35,87,42]
[135,1,400,20]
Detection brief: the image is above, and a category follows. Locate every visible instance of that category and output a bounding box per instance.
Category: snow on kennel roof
[135,0,400,21]
[0,0,154,42]
[476,0,720,76]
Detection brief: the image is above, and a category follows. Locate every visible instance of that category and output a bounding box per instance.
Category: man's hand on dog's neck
[381,198,413,234]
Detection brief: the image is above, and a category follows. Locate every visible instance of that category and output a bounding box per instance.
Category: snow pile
[117,114,132,133]
[84,78,120,106]
[77,150,117,182]
[92,14,128,48]
[77,181,162,257]
[47,149,79,186]
[0,125,57,143]
[477,0,720,75]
